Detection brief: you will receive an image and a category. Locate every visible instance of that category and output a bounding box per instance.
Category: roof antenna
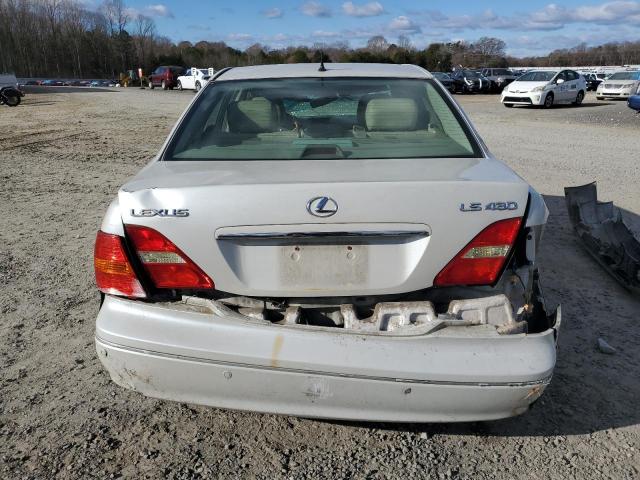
[318,50,327,72]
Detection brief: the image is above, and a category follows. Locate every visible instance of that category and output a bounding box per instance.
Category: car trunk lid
[118,158,529,297]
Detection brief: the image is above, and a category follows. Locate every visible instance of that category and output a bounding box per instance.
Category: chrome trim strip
[96,335,551,388]
[216,230,430,240]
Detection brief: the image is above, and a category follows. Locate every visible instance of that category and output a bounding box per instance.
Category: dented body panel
[94,64,561,421]
[96,295,559,422]
[565,182,640,295]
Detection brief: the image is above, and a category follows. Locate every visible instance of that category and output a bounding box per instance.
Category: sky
[120,1,640,56]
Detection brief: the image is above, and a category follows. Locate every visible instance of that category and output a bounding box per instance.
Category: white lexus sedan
[501,69,586,108]
[94,63,560,422]
[596,70,640,100]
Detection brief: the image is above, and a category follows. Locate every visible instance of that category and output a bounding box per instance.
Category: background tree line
[2,0,640,80]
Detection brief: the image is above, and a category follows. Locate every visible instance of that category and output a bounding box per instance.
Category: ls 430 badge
[130,208,189,217]
[460,202,518,212]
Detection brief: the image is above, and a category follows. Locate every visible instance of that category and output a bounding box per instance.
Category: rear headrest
[227,97,276,133]
[364,98,419,131]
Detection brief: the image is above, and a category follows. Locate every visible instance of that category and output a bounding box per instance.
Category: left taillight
[94,231,146,298]
[124,224,214,290]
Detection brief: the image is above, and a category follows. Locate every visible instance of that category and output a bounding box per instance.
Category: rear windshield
[164,77,481,161]
[517,71,556,81]
[607,71,640,80]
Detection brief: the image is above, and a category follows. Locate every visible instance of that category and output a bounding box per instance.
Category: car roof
[216,63,432,81]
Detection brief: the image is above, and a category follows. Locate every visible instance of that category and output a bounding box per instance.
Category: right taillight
[94,231,146,298]
[434,217,522,287]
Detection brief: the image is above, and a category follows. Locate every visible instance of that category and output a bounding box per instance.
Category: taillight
[434,217,522,287]
[124,225,214,290]
[94,231,146,298]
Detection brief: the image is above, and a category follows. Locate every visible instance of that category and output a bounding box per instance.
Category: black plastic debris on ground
[564,182,640,296]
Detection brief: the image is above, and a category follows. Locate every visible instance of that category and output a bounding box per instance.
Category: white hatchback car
[501,69,586,108]
[94,63,560,422]
[596,70,640,100]
[177,67,214,92]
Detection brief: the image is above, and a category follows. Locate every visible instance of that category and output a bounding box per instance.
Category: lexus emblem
[307,196,338,217]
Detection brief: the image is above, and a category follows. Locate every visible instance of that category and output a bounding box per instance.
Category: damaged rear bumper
[565,182,640,295]
[96,294,561,422]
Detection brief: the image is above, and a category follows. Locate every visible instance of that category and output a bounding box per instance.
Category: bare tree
[397,35,413,51]
[366,35,388,52]
[133,14,155,68]
[473,37,506,58]
[101,0,128,36]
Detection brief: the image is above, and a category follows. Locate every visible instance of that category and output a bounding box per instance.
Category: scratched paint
[271,334,284,367]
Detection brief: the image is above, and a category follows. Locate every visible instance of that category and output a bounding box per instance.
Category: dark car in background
[432,72,455,92]
[148,66,184,90]
[480,68,518,92]
[450,69,491,94]
[41,79,64,86]
[582,73,603,91]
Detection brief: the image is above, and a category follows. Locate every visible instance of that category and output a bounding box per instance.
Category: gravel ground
[1,88,639,479]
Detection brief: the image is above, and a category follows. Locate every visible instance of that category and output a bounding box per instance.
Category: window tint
[517,71,556,81]
[607,71,640,80]
[566,71,578,81]
[165,78,481,161]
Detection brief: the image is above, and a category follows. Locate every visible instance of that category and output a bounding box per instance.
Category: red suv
[147,66,184,90]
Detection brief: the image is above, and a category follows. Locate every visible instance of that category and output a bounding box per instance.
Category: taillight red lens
[94,231,146,298]
[124,224,214,289]
[434,217,522,287]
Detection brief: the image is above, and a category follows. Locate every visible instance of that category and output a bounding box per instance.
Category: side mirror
[556,78,565,84]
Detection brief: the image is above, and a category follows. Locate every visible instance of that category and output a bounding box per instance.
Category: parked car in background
[0,72,19,89]
[596,71,640,100]
[148,66,183,90]
[41,79,64,86]
[177,67,214,92]
[431,71,454,92]
[501,69,586,108]
[581,73,603,91]
[450,69,491,94]
[94,62,560,423]
[480,68,518,92]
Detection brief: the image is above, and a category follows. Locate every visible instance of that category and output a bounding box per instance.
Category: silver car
[596,70,640,100]
[94,63,560,422]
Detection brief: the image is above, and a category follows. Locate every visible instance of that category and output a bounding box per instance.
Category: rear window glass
[164,77,481,161]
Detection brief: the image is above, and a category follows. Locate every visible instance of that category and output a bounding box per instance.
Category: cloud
[143,4,173,18]
[342,1,384,17]
[301,1,332,17]
[227,33,253,41]
[313,30,340,38]
[388,16,421,33]
[263,7,284,19]
[412,2,640,33]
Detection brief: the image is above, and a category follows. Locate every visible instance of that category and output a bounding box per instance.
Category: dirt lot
[1,87,639,479]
